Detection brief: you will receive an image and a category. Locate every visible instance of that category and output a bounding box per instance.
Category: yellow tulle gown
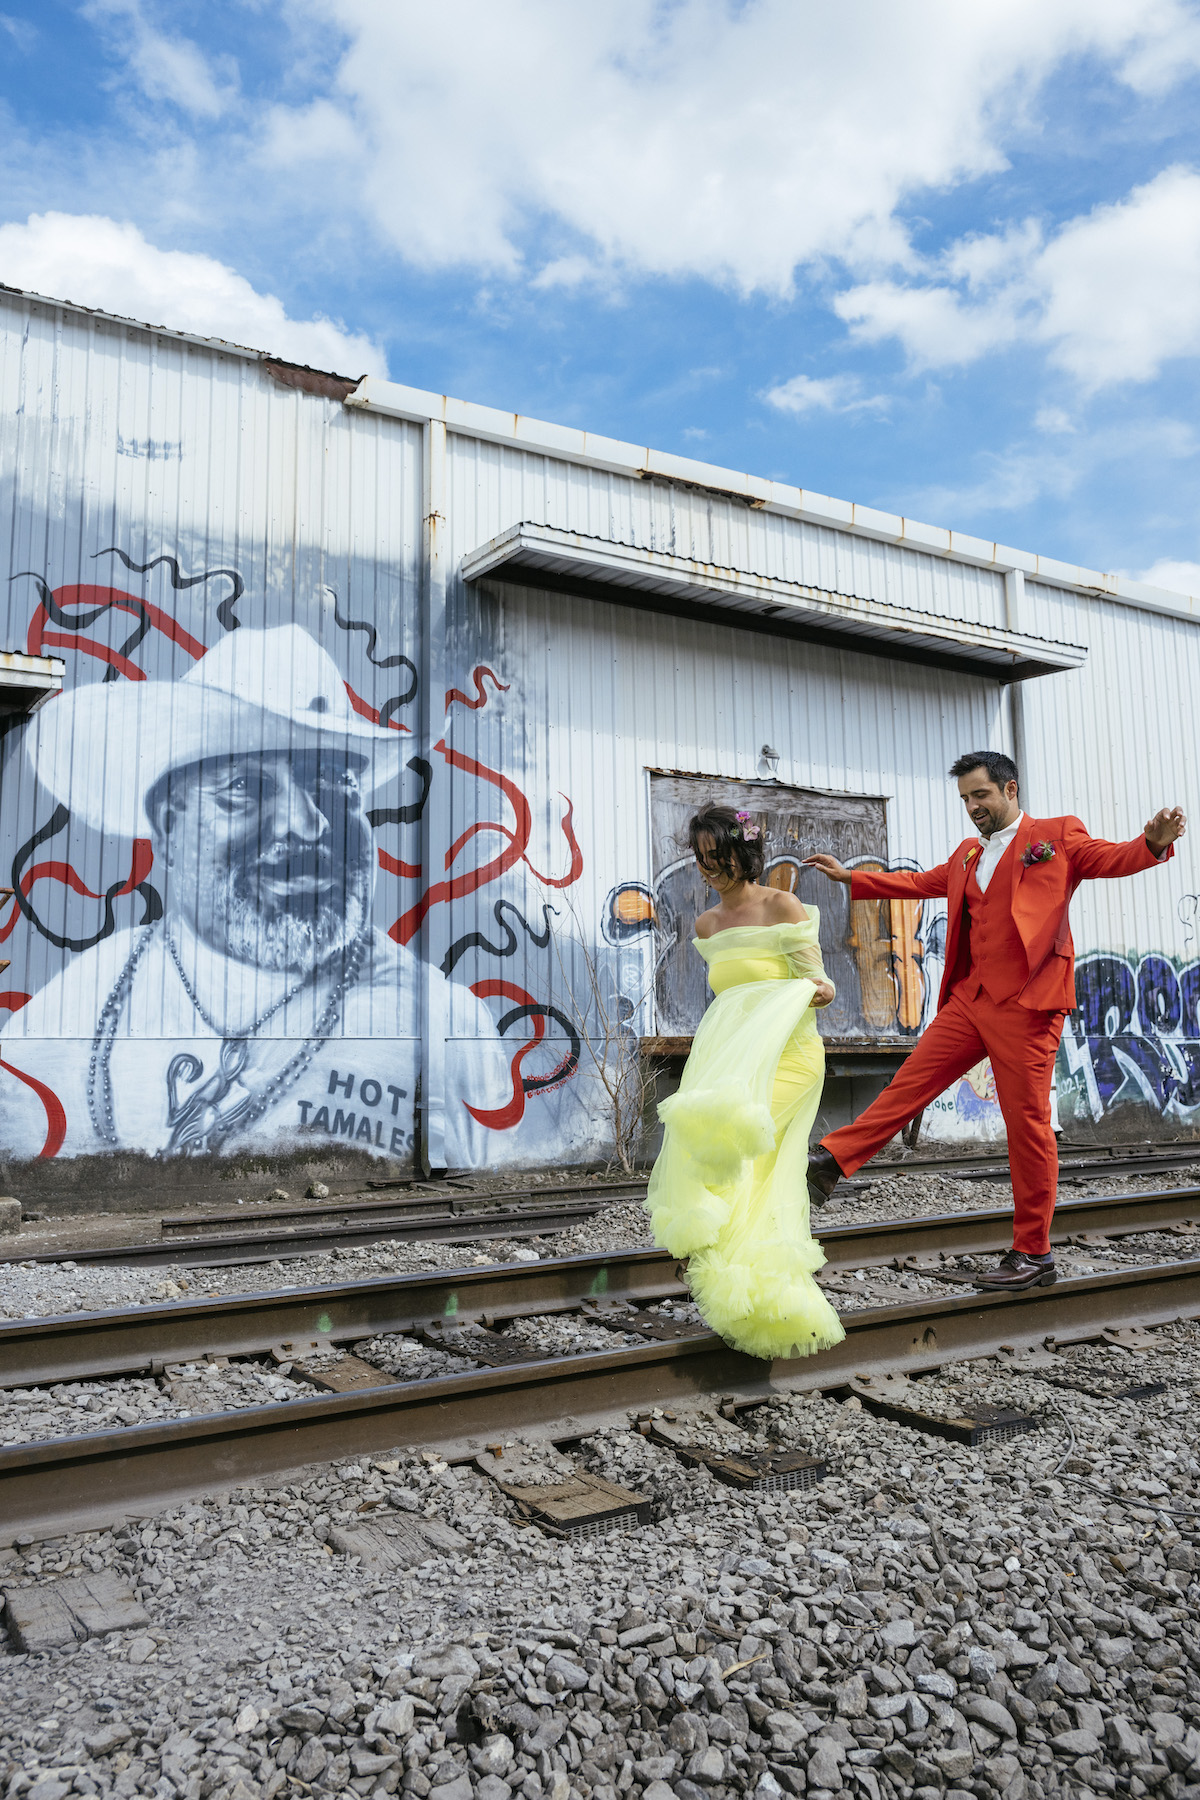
[645,914,845,1361]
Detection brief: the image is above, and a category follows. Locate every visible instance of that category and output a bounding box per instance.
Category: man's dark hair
[688,804,765,885]
[949,750,1019,792]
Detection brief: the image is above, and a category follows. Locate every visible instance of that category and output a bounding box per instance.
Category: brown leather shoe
[973,1250,1056,1291]
[807,1145,844,1209]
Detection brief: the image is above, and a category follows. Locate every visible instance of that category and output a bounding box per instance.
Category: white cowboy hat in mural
[2,623,511,1165]
[30,624,405,838]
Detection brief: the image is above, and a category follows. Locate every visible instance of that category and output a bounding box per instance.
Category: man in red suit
[805,752,1186,1289]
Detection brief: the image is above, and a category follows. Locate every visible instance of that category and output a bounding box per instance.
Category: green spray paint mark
[444,1291,459,1318]
[589,1268,610,1297]
[316,1313,332,1336]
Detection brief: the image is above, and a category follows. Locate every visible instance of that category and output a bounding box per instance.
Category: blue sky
[4,1,1200,587]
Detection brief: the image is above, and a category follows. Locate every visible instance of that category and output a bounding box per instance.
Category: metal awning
[0,652,64,716]
[461,523,1087,681]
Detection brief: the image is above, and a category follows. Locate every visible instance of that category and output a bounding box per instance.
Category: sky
[4,1,1200,590]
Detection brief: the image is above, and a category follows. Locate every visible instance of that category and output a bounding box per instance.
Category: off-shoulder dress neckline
[693,914,821,954]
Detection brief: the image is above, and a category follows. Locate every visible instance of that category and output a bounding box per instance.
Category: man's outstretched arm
[805,852,952,900]
[1065,806,1186,881]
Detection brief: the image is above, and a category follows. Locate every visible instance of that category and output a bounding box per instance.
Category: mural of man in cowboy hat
[1,625,510,1162]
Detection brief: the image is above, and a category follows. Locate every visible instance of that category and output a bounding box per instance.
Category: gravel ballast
[4,1162,1197,1323]
[5,1322,1200,1800]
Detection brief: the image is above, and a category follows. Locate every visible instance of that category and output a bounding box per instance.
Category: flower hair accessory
[735,810,761,842]
[1022,840,1055,866]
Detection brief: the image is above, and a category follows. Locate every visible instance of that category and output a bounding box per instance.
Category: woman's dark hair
[687,804,765,884]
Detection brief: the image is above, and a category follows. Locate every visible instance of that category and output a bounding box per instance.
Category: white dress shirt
[974,810,1025,894]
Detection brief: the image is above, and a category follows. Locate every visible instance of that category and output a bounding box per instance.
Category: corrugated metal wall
[1020,579,1194,953]
[0,285,1195,1173]
[440,430,1010,1160]
[0,290,440,1168]
[1014,579,1199,1141]
[446,435,1009,628]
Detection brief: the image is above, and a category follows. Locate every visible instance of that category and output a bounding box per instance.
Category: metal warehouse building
[0,282,1194,1189]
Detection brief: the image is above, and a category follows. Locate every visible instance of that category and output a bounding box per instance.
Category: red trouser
[822,988,1066,1255]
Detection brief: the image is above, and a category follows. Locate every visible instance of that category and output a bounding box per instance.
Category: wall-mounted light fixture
[758,743,781,781]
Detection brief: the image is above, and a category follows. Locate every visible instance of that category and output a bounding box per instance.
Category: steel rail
[1,1197,620,1271]
[1,1186,1197,1391]
[4,1257,1200,1541]
[845,1144,1200,1185]
[0,1246,689,1389]
[823,1183,1200,1268]
[147,1145,1200,1237]
[159,1177,647,1235]
[8,1164,1200,1275]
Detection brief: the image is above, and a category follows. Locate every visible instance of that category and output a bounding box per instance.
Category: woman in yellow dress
[645,804,845,1361]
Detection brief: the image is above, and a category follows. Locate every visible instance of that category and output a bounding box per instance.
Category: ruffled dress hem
[644,917,846,1363]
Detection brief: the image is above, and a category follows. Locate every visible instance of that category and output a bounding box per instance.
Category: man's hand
[803,852,853,885]
[1145,806,1187,856]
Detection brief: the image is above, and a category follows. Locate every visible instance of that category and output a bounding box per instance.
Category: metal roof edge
[0,282,363,385]
[2,286,1195,632]
[347,374,1200,629]
[463,522,1088,677]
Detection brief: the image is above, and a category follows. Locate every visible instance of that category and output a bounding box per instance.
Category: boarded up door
[650,773,914,1043]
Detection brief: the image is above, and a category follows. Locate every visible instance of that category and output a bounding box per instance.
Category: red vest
[961,842,1027,1003]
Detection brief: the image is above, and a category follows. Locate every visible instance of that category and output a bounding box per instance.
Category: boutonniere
[1022,840,1055,866]
[962,846,980,871]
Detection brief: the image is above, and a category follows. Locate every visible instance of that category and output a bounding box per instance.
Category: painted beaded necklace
[87,924,370,1152]
[165,929,311,1039]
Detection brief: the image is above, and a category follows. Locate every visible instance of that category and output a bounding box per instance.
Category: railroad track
[4,1184,1197,1389]
[8,1144,1199,1270]
[851,1142,1200,1185]
[2,1180,648,1270]
[160,1173,646,1234]
[2,1184,1199,1540]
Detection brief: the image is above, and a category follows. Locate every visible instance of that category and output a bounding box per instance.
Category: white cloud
[835,277,1032,368]
[1039,166,1200,384]
[262,0,1200,293]
[1136,558,1200,596]
[837,166,1200,390]
[530,255,613,292]
[910,417,1196,519]
[1034,406,1076,434]
[0,213,387,375]
[83,0,236,119]
[764,374,889,417]
[0,12,36,53]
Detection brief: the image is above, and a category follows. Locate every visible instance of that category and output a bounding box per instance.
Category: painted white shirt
[0,923,514,1165]
[975,810,1025,894]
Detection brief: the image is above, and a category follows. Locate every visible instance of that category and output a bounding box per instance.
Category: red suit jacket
[849,815,1171,1014]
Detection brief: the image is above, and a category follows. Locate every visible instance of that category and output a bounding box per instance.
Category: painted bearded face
[151,749,374,972]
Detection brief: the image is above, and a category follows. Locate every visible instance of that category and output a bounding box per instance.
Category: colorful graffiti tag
[0,550,587,1164]
[844,858,940,1037]
[1058,948,1200,1135]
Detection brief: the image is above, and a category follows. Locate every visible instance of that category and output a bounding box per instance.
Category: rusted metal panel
[0,651,64,714]
[649,772,893,1039]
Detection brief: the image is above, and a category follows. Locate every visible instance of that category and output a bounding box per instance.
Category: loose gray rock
[960,1694,1017,1738]
[1052,1728,1105,1756]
